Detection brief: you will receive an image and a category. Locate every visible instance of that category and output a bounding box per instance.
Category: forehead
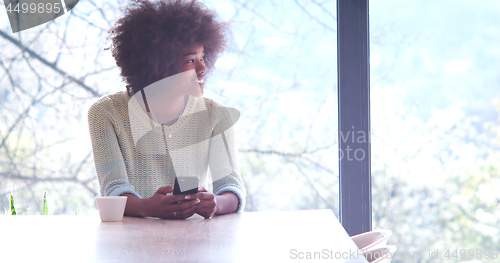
[181,45,204,56]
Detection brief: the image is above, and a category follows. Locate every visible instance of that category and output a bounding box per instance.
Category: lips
[191,77,204,94]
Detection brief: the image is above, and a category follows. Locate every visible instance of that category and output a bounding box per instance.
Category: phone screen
[173,176,199,195]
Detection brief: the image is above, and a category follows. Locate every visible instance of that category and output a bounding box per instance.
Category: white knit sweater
[88,91,246,212]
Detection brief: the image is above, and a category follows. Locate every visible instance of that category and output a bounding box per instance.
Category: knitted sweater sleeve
[207,100,246,212]
[88,97,141,198]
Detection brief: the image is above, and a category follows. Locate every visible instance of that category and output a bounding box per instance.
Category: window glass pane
[205,0,338,213]
[371,0,500,261]
[1,1,338,216]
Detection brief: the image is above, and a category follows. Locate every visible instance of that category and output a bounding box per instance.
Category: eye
[185,59,194,63]
[200,56,205,62]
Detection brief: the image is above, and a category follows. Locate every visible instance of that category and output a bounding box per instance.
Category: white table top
[0,209,368,262]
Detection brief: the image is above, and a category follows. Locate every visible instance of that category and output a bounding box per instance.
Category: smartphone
[173,176,199,195]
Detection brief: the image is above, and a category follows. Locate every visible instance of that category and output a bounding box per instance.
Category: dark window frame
[337,0,372,236]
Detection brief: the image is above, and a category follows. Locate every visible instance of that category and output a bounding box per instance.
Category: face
[179,45,207,95]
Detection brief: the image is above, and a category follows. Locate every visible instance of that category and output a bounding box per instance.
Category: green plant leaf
[10,195,16,215]
[41,192,48,215]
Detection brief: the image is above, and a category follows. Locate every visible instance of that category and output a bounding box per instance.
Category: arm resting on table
[215,192,238,215]
[121,193,148,217]
[122,191,238,217]
[88,98,141,198]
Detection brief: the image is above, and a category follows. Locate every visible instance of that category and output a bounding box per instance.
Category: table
[0,209,368,262]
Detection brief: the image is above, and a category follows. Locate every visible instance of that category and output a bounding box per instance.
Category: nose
[196,60,206,77]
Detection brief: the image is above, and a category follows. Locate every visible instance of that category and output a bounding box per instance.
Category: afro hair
[108,0,230,95]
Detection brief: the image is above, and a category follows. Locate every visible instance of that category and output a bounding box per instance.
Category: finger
[197,192,215,200]
[178,209,197,219]
[202,213,214,219]
[176,205,197,219]
[167,198,200,211]
[165,185,174,193]
[195,201,216,211]
[196,209,215,219]
[167,194,197,204]
[198,186,207,192]
[195,209,215,219]
[194,199,216,209]
[177,198,201,210]
[155,185,174,195]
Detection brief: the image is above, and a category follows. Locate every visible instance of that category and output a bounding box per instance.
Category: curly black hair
[108,0,230,95]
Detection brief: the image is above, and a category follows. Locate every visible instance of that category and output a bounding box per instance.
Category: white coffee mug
[95,196,127,222]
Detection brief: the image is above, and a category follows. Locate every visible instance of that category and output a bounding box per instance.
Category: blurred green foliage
[41,192,48,215]
[10,195,16,215]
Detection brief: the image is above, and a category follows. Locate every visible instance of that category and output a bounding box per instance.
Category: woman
[88,0,245,219]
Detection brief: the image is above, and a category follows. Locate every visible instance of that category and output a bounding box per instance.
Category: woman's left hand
[194,187,217,218]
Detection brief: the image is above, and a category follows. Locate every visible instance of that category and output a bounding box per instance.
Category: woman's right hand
[143,186,200,219]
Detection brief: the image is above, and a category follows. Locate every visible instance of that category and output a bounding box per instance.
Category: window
[370,0,500,262]
[1,1,339,216]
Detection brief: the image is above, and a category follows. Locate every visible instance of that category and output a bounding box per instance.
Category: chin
[200,85,205,96]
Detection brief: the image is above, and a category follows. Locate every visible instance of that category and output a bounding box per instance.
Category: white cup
[95,196,127,222]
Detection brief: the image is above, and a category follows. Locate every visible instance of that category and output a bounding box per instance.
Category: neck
[155,95,188,126]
